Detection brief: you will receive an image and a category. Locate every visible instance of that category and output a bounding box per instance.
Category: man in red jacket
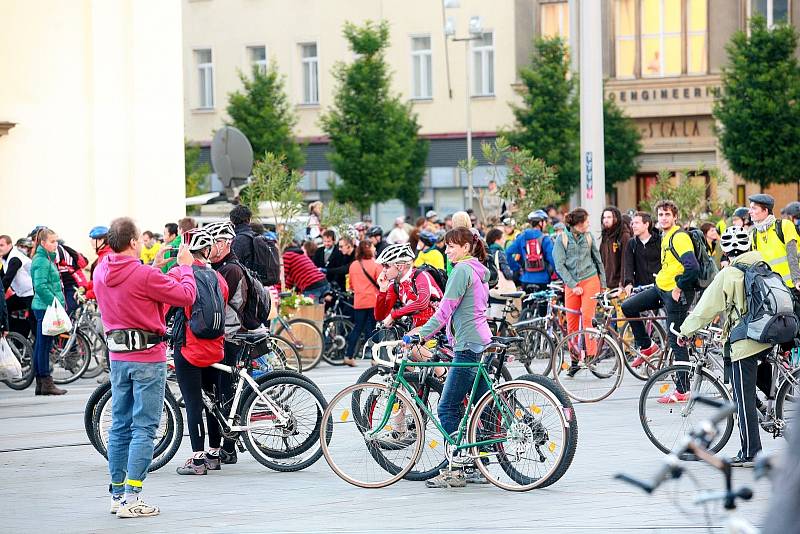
[93,217,196,519]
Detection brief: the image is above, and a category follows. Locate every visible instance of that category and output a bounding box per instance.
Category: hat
[554,222,566,231]
[502,217,515,226]
[748,194,775,210]
[425,210,438,219]
[15,238,32,248]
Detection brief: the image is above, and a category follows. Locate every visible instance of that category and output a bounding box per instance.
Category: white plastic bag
[0,337,22,380]
[43,297,72,336]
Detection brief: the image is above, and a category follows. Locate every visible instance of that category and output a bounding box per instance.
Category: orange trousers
[564,275,602,356]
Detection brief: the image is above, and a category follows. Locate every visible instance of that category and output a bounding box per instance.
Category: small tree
[603,98,642,193]
[227,64,305,170]
[320,21,428,213]
[240,152,304,253]
[320,200,358,240]
[185,140,210,214]
[504,37,579,198]
[641,167,727,225]
[713,15,800,190]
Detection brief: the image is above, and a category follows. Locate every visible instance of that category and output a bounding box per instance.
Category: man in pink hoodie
[93,217,196,519]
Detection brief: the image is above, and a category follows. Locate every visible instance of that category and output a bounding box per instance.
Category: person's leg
[730,355,762,461]
[620,287,662,349]
[661,288,692,392]
[63,285,77,315]
[173,347,206,453]
[124,361,167,498]
[218,343,238,457]
[107,360,134,499]
[32,309,51,377]
[579,276,601,354]
[563,286,581,336]
[345,308,368,359]
[438,350,481,436]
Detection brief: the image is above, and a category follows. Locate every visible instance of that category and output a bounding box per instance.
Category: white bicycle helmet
[184,228,214,252]
[375,243,415,265]
[720,226,751,255]
[204,221,236,241]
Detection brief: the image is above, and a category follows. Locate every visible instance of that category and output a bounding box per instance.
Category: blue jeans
[345,308,376,359]
[107,360,167,496]
[438,350,488,436]
[304,281,330,303]
[32,309,54,378]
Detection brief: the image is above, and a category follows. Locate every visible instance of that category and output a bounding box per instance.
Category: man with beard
[599,206,631,289]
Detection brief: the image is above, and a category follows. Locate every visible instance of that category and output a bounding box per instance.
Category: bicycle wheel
[240,375,328,472]
[93,387,184,472]
[84,381,112,454]
[515,324,554,376]
[639,363,733,454]
[619,319,668,381]
[2,331,35,390]
[320,382,424,488]
[552,329,624,402]
[50,330,92,384]
[274,318,324,371]
[468,375,577,491]
[80,329,106,379]
[775,367,800,439]
[255,336,303,373]
[321,317,353,366]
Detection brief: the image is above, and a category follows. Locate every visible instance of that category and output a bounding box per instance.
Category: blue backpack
[188,266,226,339]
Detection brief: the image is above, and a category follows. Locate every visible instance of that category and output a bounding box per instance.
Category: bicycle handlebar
[693,487,753,506]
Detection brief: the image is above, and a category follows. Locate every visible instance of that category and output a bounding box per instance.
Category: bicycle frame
[207,361,292,430]
[369,356,515,453]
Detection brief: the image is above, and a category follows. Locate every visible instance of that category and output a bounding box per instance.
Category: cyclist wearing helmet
[731,207,750,230]
[374,243,442,329]
[506,209,555,302]
[679,226,773,468]
[367,225,388,257]
[89,225,113,279]
[172,228,230,476]
[413,230,445,270]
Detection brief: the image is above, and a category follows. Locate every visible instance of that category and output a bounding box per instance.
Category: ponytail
[444,227,487,262]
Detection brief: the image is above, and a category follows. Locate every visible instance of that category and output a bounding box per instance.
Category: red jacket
[180,261,229,367]
[374,269,439,327]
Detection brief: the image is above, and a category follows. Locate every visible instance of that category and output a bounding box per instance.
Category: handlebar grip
[614,473,654,494]
[694,395,725,409]
[708,402,737,426]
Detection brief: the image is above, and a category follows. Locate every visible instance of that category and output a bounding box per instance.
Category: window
[753,0,790,26]
[300,43,319,104]
[247,45,267,74]
[411,36,433,99]
[687,0,707,74]
[615,0,636,78]
[195,49,214,108]
[641,0,682,77]
[541,1,570,39]
[471,32,494,96]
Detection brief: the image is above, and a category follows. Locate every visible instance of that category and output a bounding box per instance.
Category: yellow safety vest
[752,219,800,288]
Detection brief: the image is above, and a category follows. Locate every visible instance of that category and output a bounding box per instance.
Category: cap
[783,201,800,218]
[748,194,775,210]
[425,210,438,219]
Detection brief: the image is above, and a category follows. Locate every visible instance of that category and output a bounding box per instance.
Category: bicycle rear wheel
[552,329,624,402]
[258,336,303,373]
[515,324,554,376]
[639,363,733,454]
[619,319,668,381]
[320,382,424,488]
[2,331,34,390]
[321,316,353,366]
[274,318,324,371]
[81,328,107,379]
[468,375,577,491]
[774,367,800,439]
[50,331,92,384]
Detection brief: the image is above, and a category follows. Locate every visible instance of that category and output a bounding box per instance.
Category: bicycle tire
[50,330,93,384]
[774,367,800,439]
[468,375,577,491]
[80,328,107,379]
[514,324,555,376]
[639,363,733,454]
[321,316,354,366]
[619,319,668,381]
[2,331,35,390]
[240,375,328,472]
[255,336,303,373]
[84,381,112,454]
[552,329,625,403]
[274,318,324,371]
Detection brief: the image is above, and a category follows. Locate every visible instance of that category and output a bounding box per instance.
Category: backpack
[668,228,719,289]
[524,236,546,272]
[188,266,226,339]
[233,260,272,330]
[394,264,448,300]
[730,261,799,345]
[242,233,281,286]
[752,218,787,248]
[484,254,499,289]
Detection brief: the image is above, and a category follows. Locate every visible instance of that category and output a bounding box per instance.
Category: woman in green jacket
[30,228,66,395]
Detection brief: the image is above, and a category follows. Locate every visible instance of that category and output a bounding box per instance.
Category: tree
[185,140,210,213]
[504,37,579,198]
[227,63,304,170]
[713,15,800,190]
[603,98,642,192]
[320,21,428,213]
[640,167,727,225]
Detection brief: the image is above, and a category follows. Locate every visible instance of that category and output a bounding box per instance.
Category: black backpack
[668,228,719,289]
[188,266,226,339]
[394,264,448,299]
[242,233,281,286]
[483,255,499,289]
[233,260,272,330]
[730,261,800,345]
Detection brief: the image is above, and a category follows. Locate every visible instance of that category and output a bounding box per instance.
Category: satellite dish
[210,126,254,190]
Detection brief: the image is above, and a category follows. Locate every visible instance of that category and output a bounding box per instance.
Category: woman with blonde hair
[307,201,323,242]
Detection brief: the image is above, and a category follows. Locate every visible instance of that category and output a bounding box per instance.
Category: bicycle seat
[491,335,524,345]
[497,291,524,299]
[231,332,269,344]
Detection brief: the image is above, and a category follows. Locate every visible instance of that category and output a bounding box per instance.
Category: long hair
[444,227,487,262]
[355,240,374,261]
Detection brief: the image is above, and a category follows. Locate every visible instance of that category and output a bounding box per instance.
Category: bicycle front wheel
[639,363,733,454]
[619,319,668,381]
[274,318,324,371]
[468,375,577,491]
[552,329,624,402]
[515,324,554,376]
[320,382,424,488]
[50,331,92,384]
[321,317,353,366]
[2,331,35,390]
[775,367,800,439]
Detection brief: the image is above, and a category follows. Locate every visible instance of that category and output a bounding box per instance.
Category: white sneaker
[116,498,160,518]
[109,496,123,514]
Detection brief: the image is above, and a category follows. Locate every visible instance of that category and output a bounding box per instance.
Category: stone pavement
[0,362,783,534]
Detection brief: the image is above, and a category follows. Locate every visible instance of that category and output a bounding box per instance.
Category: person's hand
[319,268,327,274]
[377,271,391,292]
[676,334,689,347]
[671,287,682,302]
[572,286,583,296]
[382,315,394,327]
[624,284,633,297]
[176,244,193,267]
[152,246,170,268]
[402,333,422,345]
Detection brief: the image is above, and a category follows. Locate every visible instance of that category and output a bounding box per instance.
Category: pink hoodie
[94,254,196,363]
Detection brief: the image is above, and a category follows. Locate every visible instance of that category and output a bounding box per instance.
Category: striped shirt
[283,248,325,292]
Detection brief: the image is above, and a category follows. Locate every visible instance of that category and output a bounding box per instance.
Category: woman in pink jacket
[344,240,381,366]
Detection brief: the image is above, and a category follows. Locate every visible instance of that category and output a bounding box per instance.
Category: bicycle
[320,335,578,490]
[640,324,800,455]
[272,291,325,371]
[617,397,760,534]
[86,332,327,472]
[1,331,35,390]
[320,287,357,367]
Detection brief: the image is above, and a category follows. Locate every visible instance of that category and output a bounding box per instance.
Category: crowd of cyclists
[3,191,800,516]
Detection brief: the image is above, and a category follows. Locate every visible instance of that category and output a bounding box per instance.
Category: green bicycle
[319,336,579,491]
